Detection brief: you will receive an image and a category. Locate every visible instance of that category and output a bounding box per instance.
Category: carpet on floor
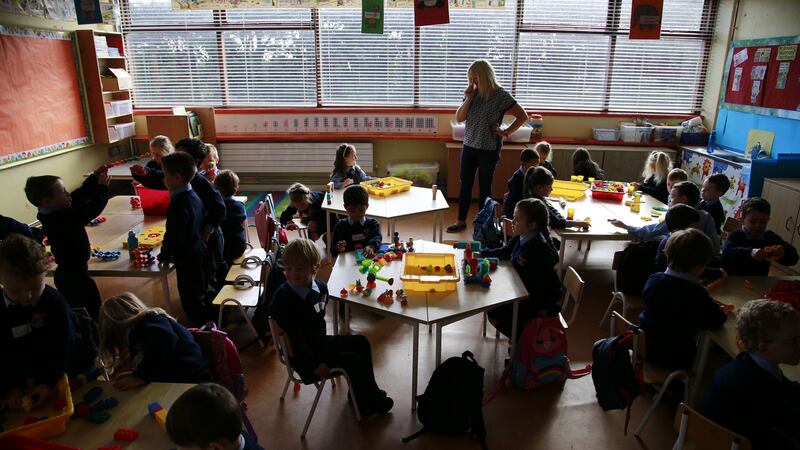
[240,191,290,218]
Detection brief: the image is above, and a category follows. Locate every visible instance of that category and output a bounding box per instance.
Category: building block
[113,428,139,442]
[147,402,163,417]
[86,411,111,424]
[91,397,118,413]
[83,386,103,403]
[75,403,91,417]
[154,409,167,429]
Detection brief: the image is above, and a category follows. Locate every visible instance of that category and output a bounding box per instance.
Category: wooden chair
[599,250,645,332]
[268,318,362,438]
[672,403,752,450]
[560,266,585,326]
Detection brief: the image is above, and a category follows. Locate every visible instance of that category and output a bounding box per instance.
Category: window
[122,0,716,113]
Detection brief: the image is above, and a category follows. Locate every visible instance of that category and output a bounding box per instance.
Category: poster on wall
[683,150,749,221]
[361,0,383,33]
[75,0,102,23]
[414,0,449,26]
[629,0,662,40]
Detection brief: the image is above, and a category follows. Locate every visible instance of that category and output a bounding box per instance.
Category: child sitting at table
[572,147,604,180]
[279,183,327,242]
[636,151,671,204]
[666,168,688,203]
[167,383,263,450]
[25,167,110,319]
[331,184,381,258]
[99,292,213,390]
[0,234,90,411]
[268,238,393,416]
[535,141,557,179]
[698,173,731,234]
[639,229,727,369]
[722,197,799,276]
[503,147,539,218]
[214,170,247,268]
[130,135,174,190]
[523,167,590,247]
[482,198,562,338]
[700,299,800,450]
[654,204,700,272]
[330,143,375,189]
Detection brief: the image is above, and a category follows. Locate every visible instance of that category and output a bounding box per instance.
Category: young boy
[653,204,700,272]
[0,214,45,242]
[158,152,216,325]
[639,229,727,369]
[130,135,174,190]
[0,234,87,411]
[214,170,247,268]
[279,183,327,241]
[331,184,381,258]
[698,173,731,234]
[700,299,799,449]
[481,198,562,338]
[722,197,799,276]
[268,238,393,416]
[25,167,110,319]
[503,148,539,218]
[167,383,263,450]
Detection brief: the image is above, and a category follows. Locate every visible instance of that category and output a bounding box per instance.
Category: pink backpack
[190,322,245,401]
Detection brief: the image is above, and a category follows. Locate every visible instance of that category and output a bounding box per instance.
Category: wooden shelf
[97,56,124,60]
[103,90,129,94]
[106,113,133,120]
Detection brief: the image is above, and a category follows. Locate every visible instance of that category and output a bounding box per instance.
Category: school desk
[322,186,450,259]
[690,276,800,404]
[103,194,247,215]
[51,381,194,449]
[83,158,153,181]
[326,240,527,409]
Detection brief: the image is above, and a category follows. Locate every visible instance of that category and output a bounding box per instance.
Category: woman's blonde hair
[98,292,168,365]
[149,135,174,156]
[282,238,321,269]
[642,151,672,184]
[468,59,501,99]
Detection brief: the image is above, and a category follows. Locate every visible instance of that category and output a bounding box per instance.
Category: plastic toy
[360,176,412,196]
[113,428,139,442]
[354,245,366,264]
[132,247,156,267]
[75,403,91,417]
[92,250,121,261]
[130,196,141,209]
[406,238,414,252]
[22,395,33,412]
[362,288,372,297]
[367,272,394,286]
[401,253,459,291]
[397,289,408,306]
[86,411,111,424]
[340,288,348,298]
[88,216,107,226]
[462,256,499,287]
[91,397,118,413]
[148,401,167,429]
[355,280,364,293]
[83,386,103,404]
[453,240,481,251]
[377,289,393,305]
[366,278,377,289]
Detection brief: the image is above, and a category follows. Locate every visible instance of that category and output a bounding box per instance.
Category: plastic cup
[588,177,595,184]
[570,176,578,182]
[576,175,584,182]
[567,208,575,220]
[627,184,636,195]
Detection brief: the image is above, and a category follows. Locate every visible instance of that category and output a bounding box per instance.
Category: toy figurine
[355,280,364,293]
[406,238,414,252]
[340,288,348,298]
[397,289,408,305]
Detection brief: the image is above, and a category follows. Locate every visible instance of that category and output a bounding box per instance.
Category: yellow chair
[672,403,752,450]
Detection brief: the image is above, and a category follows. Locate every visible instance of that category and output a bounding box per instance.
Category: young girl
[130,135,174,189]
[534,141,557,179]
[524,166,590,247]
[481,198,562,338]
[201,144,220,183]
[279,183,327,241]
[99,293,213,390]
[572,147,604,180]
[636,151,671,204]
[330,144,374,189]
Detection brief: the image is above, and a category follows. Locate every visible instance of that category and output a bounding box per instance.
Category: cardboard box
[100,68,132,91]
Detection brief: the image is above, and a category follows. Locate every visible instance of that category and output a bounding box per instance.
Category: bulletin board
[0,26,89,168]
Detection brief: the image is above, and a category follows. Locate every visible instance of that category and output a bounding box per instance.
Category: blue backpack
[472,198,502,250]
[591,330,644,434]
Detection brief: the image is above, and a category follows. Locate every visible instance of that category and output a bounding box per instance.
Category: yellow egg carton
[400,253,460,292]
[551,180,587,201]
[361,176,413,196]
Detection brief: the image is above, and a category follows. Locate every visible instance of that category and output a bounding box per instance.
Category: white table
[322,186,449,259]
[326,240,527,409]
[84,157,153,181]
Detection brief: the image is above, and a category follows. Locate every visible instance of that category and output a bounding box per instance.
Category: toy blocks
[83,386,103,403]
[462,257,499,287]
[91,397,118,413]
[114,428,139,442]
[86,411,111,424]
[148,402,167,429]
[131,247,156,267]
[130,196,142,209]
[88,216,107,226]
[92,250,121,261]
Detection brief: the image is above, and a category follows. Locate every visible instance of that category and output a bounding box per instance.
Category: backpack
[402,351,488,450]
[190,322,246,401]
[591,330,644,434]
[617,240,660,296]
[252,251,286,337]
[472,198,502,250]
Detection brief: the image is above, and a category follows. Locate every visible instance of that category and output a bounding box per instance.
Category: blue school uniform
[722,228,799,276]
[541,160,557,179]
[331,166,374,189]
[697,199,725,234]
[639,175,669,205]
[279,191,327,239]
[221,196,247,267]
[503,166,526,218]
[132,159,167,190]
[331,217,381,257]
[0,215,45,242]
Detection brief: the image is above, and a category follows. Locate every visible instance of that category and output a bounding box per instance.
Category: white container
[451,120,533,142]
[592,128,618,141]
[653,125,682,143]
[386,160,440,187]
[109,122,135,140]
[109,99,132,116]
[451,120,465,141]
[103,102,114,117]
[619,123,653,143]
[529,114,544,137]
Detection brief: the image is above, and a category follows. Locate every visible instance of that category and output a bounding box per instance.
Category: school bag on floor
[473,197,503,250]
[591,330,644,434]
[402,351,488,450]
[617,240,659,296]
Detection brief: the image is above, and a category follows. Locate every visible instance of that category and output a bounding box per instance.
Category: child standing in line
[481,198,562,338]
[698,173,731,234]
[503,147,539,218]
[523,166,591,247]
[269,238,393,416]
[25,167,110,319]
[534,141,557,179]
[572,147,604,180]
[332,184,381,258]
[279,183,327,242]
[98,292,212,390]
[158,152,216,325]
[214,170,247,268]
[130,135,174,190]
[330,143,375,189]
[0,234,89,410]
[636,151,672,204]
[722,197,799,276]
[167,383,263,450]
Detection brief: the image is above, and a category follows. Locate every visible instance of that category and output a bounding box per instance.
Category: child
[331,184,381,258]
[523,167,590,247]
[98,292,212,390]
[572,147,604,180]
[653,204,700,272]
[167,383,263,450]
[268,238,393,415]
[279,183,327,242]
[481,198,562,338]
[214,170,247,268]
[503,147,539,218]
[698,173,731,234]
[158,152,216,325]
[330,143,375,189]
[130,135,174,190]
[722,197,799,276]
[636,151,671,204]
[639,229,727,369]
[700,299,799,449]
[25,168,110,319]
[535,141,557,179]
[0,214,45,242]
[0,234,88,411]
[201,143,220,183]
[666,168,689,204]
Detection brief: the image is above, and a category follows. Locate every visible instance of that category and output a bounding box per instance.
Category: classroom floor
[86,201,692,450]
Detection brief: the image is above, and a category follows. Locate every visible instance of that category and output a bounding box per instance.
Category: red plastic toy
[113,428,139,442]
[340,288,348,298]
[130,197,141,209]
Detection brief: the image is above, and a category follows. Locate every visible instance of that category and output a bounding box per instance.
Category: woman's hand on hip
[492,124,508,138]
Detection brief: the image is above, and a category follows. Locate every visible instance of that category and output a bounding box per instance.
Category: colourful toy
[92,250,121,261]
[361,176,412,196]
[452,240,481,251]
[91,397,118,413]
[362,288,372,297]
[397,289,408,306]
[83,386,103,403]
[113,428,139,442]
[21,395,33,412]
[132,247,155,267]
[75,403,91,417]
[355,244,366,264]
[340,288,348,298]
[88,216,107,226]
[367,272,394,285]
[366,278,377,289]
[130,196,141,209]
[86,411,111,424]
[406,238,414,252]
[355,280,364,293]
[401,253,459,291]
[462,256,499,287]
[148,401,167,429]
[377,289,393,305]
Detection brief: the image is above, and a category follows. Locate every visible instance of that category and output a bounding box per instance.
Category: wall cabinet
[762,178,800,273]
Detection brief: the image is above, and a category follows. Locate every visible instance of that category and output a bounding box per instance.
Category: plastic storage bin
[551,180,588,201]
[451,120,465,141]
[361,177,413,196]
[110,99,132,116]
[619,123,653,143]
[135,184,170,215]
[108,122,135,141]
[400,253,460,292]
[653,125,682,143]
[590,188,625,202]
[451,121,533,143]
[387,161,440,187]
[592,128,619,141]
[0,374,74,440]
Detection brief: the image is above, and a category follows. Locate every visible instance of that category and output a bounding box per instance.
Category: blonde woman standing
[637,151,672,204]
[447,59,528,233]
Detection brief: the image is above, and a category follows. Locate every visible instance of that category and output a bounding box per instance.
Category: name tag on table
[11,323,32,338]
[352,233,366,242]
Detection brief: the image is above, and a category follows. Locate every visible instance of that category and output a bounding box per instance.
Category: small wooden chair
[560,266,585,326]
[268,318,362,438]
[672,403,752,450]
[599,250,645,332]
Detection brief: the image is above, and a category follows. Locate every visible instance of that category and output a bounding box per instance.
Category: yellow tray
[400,253,460,292]
[551,180,587,201]
[0,373,74,440]
[361,177,413,196]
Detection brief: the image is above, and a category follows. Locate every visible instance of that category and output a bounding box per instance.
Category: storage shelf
[106,113,134,120]
[102,90,130,94]
[97,56,125,60]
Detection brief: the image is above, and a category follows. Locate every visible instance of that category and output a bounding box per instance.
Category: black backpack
[403,351,488,449]
[252,251,285,337]
[591,330,644,434]
[616,240,659,296]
